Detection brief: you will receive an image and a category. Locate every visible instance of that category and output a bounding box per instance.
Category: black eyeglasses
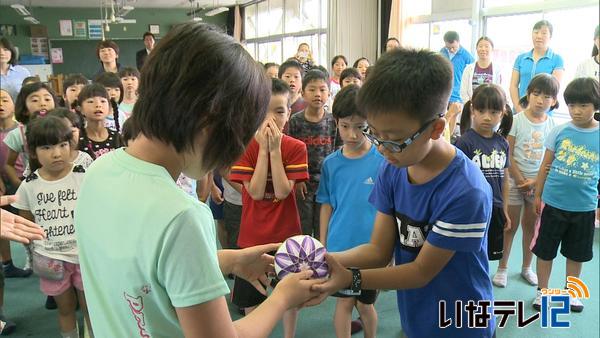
[363,113,444,153]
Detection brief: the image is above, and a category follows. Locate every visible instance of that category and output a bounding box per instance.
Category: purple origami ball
[274,235,329,279]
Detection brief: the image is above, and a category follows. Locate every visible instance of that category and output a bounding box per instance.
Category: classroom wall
[0,6,227,78]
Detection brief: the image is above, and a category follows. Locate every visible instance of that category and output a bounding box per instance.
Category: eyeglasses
[363,114,444,153]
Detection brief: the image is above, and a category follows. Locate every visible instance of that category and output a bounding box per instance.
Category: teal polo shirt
[513,48,564,98]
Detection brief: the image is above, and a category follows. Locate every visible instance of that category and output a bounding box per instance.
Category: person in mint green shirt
[75,23,322,338]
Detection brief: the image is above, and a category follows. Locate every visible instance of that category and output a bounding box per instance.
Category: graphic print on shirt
[471,148,507,178]
[554,138,599,180]
[522,130,544,162]
[124,292,151,338]
[395,212,431,253]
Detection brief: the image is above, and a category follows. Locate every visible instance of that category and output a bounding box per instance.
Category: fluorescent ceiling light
[24,16,40,24]
[192,17,203,21]
[205,6,229,16]
[10,4,31,16]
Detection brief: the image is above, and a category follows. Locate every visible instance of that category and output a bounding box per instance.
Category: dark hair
[21,76,40,86]
[357,48,452,124]
[386,37,400,45]
[340,68,362,84]
[15,82,58,125]
[331,55,348,68]
[564,77,600,110]
[302,69,329,91]
[96,40,120,59]
[278,60,304,79]
[312,65,329,79]
[533,20,553,37]
[460,84,513,138]
[592,25,599,57]
[352,57,370,68]
[25,115,72,172]
[272,78,292,99]
[264,62,279,70]
[143,32,155,40]
[121,119,135,146]
[129,23,270,171]
[119,67,140,79]
[93,73,123,132]
[520,73,560,110]
[476,36,494,48]
[76,84,110,158]
[47,107,83,130]
[0,37,18,65]
[61,73,88,108]
[332,84,364,120]
[443,31,460,43]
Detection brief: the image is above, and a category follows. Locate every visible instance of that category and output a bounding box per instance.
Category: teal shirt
[75,149,229,337]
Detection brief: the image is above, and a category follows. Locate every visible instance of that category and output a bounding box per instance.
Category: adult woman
[510,20,564,112]
[460,36,502,102]
[293,43,315,72]
[353,57,370,80]
[0,38,31,99]
[93,40,122,79]
[575,25,600,79]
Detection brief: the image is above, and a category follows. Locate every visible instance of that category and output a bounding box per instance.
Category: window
[430,19,473,52]
[403,23,430,49]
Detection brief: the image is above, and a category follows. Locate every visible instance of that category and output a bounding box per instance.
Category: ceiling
[1,0,249,8]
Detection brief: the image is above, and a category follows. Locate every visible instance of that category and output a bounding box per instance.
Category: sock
[61,327,79,338]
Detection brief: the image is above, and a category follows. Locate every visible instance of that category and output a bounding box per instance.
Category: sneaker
[45,296,57,310]
[350,319,363,334]
[521,268,538,286]
[532,289,542,311]
[2,263,32,278]
[570,295,584,313]
[0,317,16,335]
[492,268,508,288]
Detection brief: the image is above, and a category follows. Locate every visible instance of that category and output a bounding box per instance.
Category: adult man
[439,31,474,105]
[136,31,155,70]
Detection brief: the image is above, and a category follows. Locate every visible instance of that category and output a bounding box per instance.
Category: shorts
[209,173,224,220]
[532,204,595,262]
[297,181,320,237]
[487,207,506,261]
[231,274,279,308]
[508,177,535,206]
[223,201,242,249]
[332,289,379,305]
[39,262,83,296]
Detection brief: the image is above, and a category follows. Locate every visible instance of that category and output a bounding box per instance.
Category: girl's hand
[517,178,535,193]
[534,196,543,215]
[272,270,323,310]
[231,243,279,295]
[503,211,512,231]
[0,195,46,243]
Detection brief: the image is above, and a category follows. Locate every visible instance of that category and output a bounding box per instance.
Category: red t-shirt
[230,135,309,248]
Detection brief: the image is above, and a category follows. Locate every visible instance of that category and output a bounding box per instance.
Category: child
[77,83,121,159]
[494,73,558,288]
[316,84,383,338]
[12,116,92,338]
[532,77,600,312]
[456,84,513,261]
[340,68,363,88]
[230,78,309,338]
[353,57,370,80]
[60,74,88,111]
[118,67,139,117]
[46,109,93,170]
[94,72,126,133]
[312,48,496,338]
[279,60,306,114]
[330,55,348,98]
[288,69,337,238]
[74,23,321,337]
[264,62,280,79]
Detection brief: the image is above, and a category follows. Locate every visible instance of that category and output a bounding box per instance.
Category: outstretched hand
[0,195,45,243]
[231,243,279,295]
[303,254,352,307]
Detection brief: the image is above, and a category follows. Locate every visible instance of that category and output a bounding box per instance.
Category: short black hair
[278,60,303,79]
[272,78,291,98]
[340,68,362,84]
[522,73,560,110]
[47,107,84,130]
[0,37,18,65]
[386,37,399,44]
[357,48,452,123]
[78,83,110,103]
[26,115,72,172]
[564,77,600,110]
[119,67,140,79]
[94,72,124,103]
[352,57,370,68]
[15,82,58,124]
[443,31,460,43]
[331,55,348,67]
[332,84,364,120]
[63,74,89,94]
[130,23,270,171]
[264,62,279,70]
[312,65,329,79]
[143,32,155,40]
[533,20,553,37]
[21,76,40,86]
[302,69,329,91]
[460,84,513,138]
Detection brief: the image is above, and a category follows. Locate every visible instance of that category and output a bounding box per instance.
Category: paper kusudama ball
[274,235,328,279]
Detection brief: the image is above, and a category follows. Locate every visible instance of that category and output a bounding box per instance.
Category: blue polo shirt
[0,64,31,99]
[440,46,474,103]
[513,48,564,98]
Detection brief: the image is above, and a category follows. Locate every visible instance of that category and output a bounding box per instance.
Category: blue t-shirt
[440,46,475,103]
[542,122,599,212]
[316,145,384,252]
[513,48,564,99]
[368,150,495,338]
[456,129,510,208]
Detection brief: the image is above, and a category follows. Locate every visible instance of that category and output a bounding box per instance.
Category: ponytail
[459,101,472,136]
[75,108,96,160]
[111,99,120,133]
[497,104,513,138]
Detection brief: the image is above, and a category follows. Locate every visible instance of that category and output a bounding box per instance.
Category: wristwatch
[348,268,362,293]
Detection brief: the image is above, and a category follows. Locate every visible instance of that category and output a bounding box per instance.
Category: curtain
[388,0,404,45]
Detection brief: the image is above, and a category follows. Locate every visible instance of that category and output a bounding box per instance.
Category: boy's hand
[231,243,279,295]
[0,195,46,244]
[267,119,282,152]
[296,182,307,200]
[304,254,352,307]
[255,122,270,151]
[272,270,323,310]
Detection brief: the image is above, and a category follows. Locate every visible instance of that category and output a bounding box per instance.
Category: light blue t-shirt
[513,48,564,99]
[440,46,475,103]
[0,65,31,99]
[316,145,384,252]
[508,112,556,178]
[75,149,229,337]
[542,122,599,212]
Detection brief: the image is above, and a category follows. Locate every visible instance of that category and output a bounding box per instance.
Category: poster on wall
[59,20,73,36]
[30,37,49,57]
[50,48,63,64]
[88,19,103,39]
[0,24,17,37]
[74,20,86,38]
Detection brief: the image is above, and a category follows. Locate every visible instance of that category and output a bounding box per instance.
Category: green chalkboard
[50,39,143,80]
